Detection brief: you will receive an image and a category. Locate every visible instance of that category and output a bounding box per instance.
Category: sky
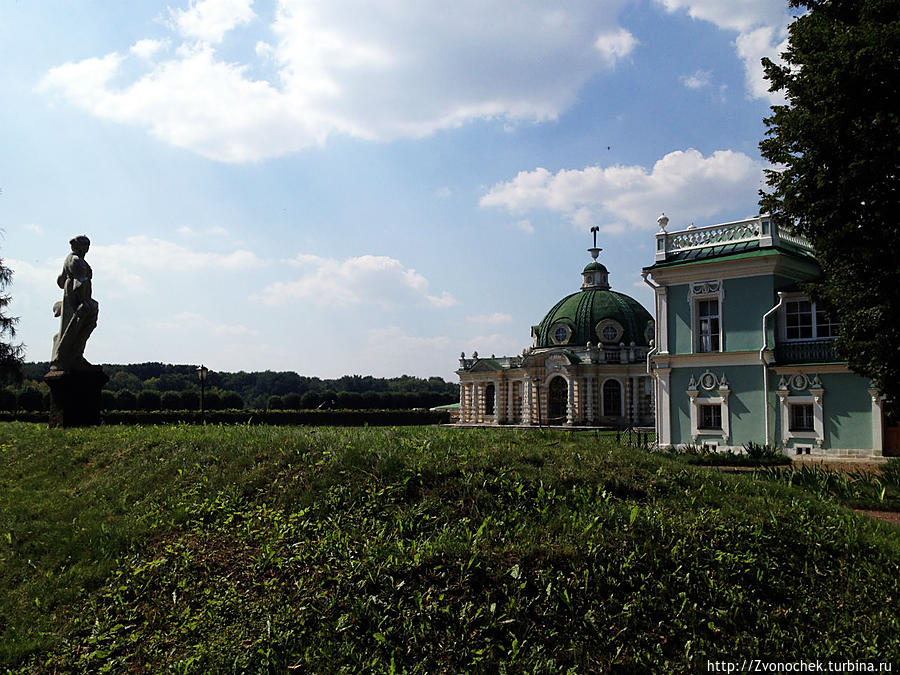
[0,0,796,381]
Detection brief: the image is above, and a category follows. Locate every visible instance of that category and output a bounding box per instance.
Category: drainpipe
[760,292,785,445]
[642,272,661,441]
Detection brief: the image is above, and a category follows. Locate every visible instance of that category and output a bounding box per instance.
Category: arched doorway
[548,377,568,424]
[484,384,495,417]
[602,379,622,418]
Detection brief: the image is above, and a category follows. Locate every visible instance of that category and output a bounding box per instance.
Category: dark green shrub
[744,441,783,460]
[267,395,283,410]
[0,388,15,411]
[180,390,200,410]
[282,392,301,410]
[300,391,320,409]
[160,391,182,410]
[220,390,243,409]
[115,390,137,410]
[137,390,161,411]
[17,386,44,411]
[204,392,222,410]
[100,390,116,410]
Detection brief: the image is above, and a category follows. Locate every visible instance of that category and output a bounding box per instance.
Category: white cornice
[653,351,763,367]
[646,254,819,286]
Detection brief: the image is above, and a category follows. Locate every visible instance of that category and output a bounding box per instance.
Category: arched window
[602,379,622,417]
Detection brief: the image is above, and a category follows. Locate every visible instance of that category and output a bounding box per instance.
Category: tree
[759,0,900,400]
[137,390,161,411]
[0,255,23,382]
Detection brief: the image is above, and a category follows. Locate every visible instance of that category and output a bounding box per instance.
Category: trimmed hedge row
[0,409,451,426]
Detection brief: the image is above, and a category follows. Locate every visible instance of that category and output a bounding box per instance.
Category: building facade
[457,240,655,428]
[644,214,887,457]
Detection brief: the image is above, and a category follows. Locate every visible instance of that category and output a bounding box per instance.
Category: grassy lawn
[1,423,898,673]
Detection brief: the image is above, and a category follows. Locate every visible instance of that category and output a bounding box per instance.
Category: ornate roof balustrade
[654,215,814,263]
[458,344,651,373]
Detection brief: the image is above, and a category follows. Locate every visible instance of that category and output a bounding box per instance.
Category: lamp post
[532,376,542,429]
[197,365,208,422]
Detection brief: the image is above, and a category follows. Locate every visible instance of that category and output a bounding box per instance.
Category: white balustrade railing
[655,215,813,262]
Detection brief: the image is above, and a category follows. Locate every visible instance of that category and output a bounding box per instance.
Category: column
[522,379,532,426]
[494,379,501,425]
[631,376,639,426]
[566,377,575,426]
[586,376,594,424]
[507,381,514,424]
[472,382,480,424]
[869,388,884,457]
[458,381,465,424]
[657,368,671,445]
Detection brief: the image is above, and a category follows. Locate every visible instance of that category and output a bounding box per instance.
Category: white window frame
[778,392,824,447]
[688,393,730,443]
[689,280,724,354]
[780,295,840,342]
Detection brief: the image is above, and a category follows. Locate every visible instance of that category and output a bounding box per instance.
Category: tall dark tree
[759,0,900,400]
[0,254,23,382]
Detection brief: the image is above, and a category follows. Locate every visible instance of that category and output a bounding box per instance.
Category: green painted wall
[668,284,690,355]
[722,276,775,352]
[772,372,872,450]
[668,365,765,447]
[666,277,779,355]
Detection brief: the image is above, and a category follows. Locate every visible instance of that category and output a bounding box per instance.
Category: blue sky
[1,0,795,380]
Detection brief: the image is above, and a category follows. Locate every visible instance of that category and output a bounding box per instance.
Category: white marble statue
[50,235,100,371]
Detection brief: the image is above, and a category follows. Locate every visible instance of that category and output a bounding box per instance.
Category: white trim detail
[777,375,825,447]
[689,280,724,354]
[687,373,730,443]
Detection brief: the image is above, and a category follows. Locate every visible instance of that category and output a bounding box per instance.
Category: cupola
[582,225,610,290]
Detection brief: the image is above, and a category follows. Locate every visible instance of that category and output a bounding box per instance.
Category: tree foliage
[0,255,23,383]
[759,0,900,399]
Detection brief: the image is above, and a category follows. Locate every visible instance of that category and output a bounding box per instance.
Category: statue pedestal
[44,370,108,428]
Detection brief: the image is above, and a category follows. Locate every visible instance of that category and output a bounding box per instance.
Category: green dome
[582,261,608,274]
[533,289,654,348]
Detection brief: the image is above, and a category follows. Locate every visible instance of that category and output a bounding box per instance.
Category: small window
[698,404,721,430]
[551,324,570,344]
[697,300,720,352]
[601,325,618,341]
[784,299,840,340]
[789,403,814,431]
[786,300,813,339]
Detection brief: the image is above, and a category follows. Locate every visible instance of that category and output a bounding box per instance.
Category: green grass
[1,423,898,673]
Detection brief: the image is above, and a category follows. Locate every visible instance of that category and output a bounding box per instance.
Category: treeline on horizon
[11,362,460,411]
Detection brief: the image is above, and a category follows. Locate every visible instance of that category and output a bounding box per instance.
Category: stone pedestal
[44,369,108,428]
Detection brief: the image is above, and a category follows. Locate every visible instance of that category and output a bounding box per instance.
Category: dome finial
[588,225,602,261]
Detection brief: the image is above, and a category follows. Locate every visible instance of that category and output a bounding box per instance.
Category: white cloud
[177,225,230,238]
[23,223,44,234]
[130,39,168,60]
[258,253,457,309]
[467,312,513,325]
[594,28,637,66]
[170,0,256,44]
[736,26,789,101]
[39,0,635,162]
[680,69,711,89]
[465,334,523,357]
[654,0,790,102]
[434,186,452,199]
[513,219,535,234]
[480,148,764,230]
[154,311,259,337]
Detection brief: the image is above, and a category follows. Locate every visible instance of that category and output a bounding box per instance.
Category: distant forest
[16,362,459,411]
